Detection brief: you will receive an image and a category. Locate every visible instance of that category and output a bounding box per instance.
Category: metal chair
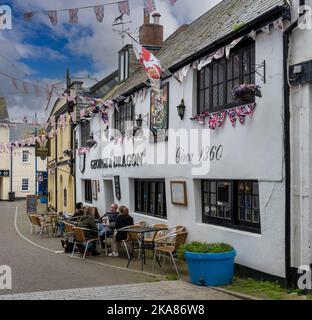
[71,227,100,260]
[28,214,40,235]
[152,232,188,277]
[118,224,143,260]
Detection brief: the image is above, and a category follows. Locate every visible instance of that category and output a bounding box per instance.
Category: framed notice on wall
[170,181,188,206]
[150,82,169,143]
[26,195,37,214]
[114,176,121,201]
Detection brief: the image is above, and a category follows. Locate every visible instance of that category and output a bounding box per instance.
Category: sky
[0,0,221,122]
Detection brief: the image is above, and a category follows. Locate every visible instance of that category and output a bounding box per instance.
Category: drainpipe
[283,0,305,288]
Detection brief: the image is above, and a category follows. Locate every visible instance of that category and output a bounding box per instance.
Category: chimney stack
[139,10,163,52]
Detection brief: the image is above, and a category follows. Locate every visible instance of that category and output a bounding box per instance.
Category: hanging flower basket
[232,84,262,103]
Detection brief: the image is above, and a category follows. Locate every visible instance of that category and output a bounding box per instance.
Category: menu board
[26,195,37,214]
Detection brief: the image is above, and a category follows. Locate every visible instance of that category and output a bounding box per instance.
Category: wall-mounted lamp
[86,134,97,149]
[177,99,186,120]
[136,114,143,128]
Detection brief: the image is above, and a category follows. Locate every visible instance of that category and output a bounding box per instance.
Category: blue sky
[0,0,221,120]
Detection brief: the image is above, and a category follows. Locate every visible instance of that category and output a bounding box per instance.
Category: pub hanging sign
[0,170,9,177]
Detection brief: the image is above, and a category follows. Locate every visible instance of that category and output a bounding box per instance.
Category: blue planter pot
[185,250,237,287]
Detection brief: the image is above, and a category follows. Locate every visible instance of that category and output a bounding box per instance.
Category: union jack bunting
[169,0,178,5]
[101,111,109,124]
[217,112,227,128]
[34,84,40,97]
[208,114,218,130]
[118,1,130,16]
[143,0,156,14]
[227,108,237,128]
[69,8,78,24]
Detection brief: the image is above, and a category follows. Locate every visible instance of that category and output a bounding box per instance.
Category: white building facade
[75,0,312,285]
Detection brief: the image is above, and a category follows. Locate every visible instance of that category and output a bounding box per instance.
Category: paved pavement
[0,280,239,300]
[0,201,239,300]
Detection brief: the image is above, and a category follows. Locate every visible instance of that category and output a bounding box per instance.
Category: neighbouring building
[0,97,47,200]
[47,70,118,214]
[75,0,312,287]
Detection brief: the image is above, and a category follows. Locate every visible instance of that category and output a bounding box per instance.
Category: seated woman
[109,206,134,257]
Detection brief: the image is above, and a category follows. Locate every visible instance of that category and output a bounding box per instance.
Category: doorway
[103,180,114,212]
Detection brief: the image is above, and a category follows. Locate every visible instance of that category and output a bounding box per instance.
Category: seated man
[98,204,119,247]
[78,206,100,256]
[57,203,85,237]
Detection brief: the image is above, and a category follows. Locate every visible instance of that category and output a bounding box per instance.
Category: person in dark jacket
[109,206,134,257]
[78,206,99,256]
[98,204,118,246]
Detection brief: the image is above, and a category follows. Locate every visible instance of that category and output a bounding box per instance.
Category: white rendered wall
[76,29,286,277]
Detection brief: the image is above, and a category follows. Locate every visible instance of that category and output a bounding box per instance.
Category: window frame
[201,179,261,234]
[22,150,30,164]
[21,178,29,192]
[197,39,256,115]
[80,121,91,147]
[134,179,167,219]
[84,179,92,204]
[114,100,135,136]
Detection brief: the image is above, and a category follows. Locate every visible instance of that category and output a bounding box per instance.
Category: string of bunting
[191,103,256,130]
[175,16,286,82]
[23,0,179,26]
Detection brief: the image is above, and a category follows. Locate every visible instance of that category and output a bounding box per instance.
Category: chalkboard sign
[114,176,121,201]
[26,195,37,214]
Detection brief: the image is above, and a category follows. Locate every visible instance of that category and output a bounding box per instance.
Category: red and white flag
[69,8,78,24]
[134,43,162,91]
[47,11,58,26]
[118,1,130,16]
[143,0,156,14]
[94,6,104,23]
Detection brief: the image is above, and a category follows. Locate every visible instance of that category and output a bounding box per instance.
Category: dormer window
[119,47,129,82]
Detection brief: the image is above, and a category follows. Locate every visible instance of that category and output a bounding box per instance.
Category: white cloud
[1,0,222,120]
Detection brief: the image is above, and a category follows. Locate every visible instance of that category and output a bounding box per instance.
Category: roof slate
[106,0,287,100]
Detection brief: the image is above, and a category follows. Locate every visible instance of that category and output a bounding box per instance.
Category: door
[103,180,114,213]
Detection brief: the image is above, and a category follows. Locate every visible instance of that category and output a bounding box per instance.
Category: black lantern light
[177,99,186,120]
[136,114,143,128]
[86,134,97,148]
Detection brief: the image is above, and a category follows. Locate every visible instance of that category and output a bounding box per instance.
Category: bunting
[24,12,34,22]
[69,8,78,24]
[118,1,130,16]
[47,11,58,26]
[94,5,104,23]
[11,77,18,90]
[143,0,156,14]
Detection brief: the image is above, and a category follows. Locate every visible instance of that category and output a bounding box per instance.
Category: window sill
[133,211,167,221]
[197,221,262,237]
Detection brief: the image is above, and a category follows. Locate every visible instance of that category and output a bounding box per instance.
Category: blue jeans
[97,224,113,240]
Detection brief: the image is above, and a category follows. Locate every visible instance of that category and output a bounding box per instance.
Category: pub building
[75,0,312,286]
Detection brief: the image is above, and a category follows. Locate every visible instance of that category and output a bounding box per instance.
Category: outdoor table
[118,226,168,272]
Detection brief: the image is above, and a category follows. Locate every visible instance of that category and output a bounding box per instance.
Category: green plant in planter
[178,242,234,260]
